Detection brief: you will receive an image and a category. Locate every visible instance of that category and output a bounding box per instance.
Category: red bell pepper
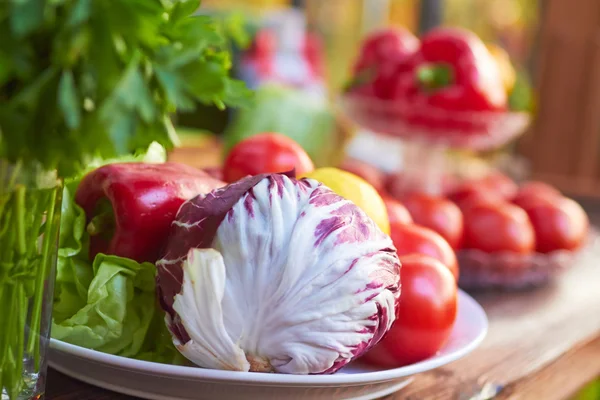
[75,162,225,264]
[353,28,419,74]
[350,28,419,100]
[392,27,507,113]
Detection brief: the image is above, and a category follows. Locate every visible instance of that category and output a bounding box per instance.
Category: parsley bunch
[0,0,251,177]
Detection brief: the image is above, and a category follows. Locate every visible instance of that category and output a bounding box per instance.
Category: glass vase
[0,160,62,400]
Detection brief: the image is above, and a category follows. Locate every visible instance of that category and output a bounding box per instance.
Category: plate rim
[49,290,488,386]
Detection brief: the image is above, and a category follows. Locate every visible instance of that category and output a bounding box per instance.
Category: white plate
[49,290,487,400]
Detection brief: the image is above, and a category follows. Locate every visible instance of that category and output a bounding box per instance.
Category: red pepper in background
[353,28,419,74]
[351,28,419,100]
[392,27,507,113]
[75,162,225,264]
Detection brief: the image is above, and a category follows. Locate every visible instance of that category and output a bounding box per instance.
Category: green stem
[1,284,17,397]
[0,168,61,399]
[27,187,59,367]
[15,186,27,257]
[6,160,22,193]
[12,283,26,398]
[416,63,454,91]
[87,208,115,240]
[0,282,6,396]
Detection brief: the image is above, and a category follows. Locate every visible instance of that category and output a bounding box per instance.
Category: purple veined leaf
[156,172,401,375]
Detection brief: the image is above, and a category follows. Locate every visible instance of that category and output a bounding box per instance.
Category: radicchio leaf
[156,172,400,374]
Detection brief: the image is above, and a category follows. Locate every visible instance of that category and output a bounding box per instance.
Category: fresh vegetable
[156,172,401,374]
[75,162,224,264]
[348,28,419,100]
[223,133,315,183]
[353,28,419,74]
[463,199,535,253]
[401,193,464,249]
[392,27,507,112]
[53,183,183,365]
[339,158,387,194]
[448,172,517,205]
[389,223,459,280]
[478,172,519,200]
[383,197,413,226]
[520,196,589,253]
[361,254,457,367]
[302,168,391,235]
[512,181,561,208]
[0,0,251,178]
[487,43,517,93]
[447,181,492,206]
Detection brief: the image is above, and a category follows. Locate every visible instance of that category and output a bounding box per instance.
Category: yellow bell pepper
[302,168,390,235]
[487,43,517,94]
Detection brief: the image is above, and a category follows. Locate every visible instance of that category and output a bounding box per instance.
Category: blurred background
[171,0,600,201]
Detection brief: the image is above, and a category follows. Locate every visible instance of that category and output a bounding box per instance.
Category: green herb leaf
[58,71,82,130]
[9,0,46,38]
[170,0,201,23]
[0,0,251,178]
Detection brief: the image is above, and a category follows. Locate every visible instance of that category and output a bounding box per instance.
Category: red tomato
[223,133,314,183]
[479,172,518,200]
[339,158,386,194]
[463,199,535,254]
[447,181,493,206]
[454,190,503,213]
[521,196,589,253]
[390,223,459,280]
[383,196,413,226]
[448,172,517,204]
[361,254,458,368]
[513,181,561,209]
[353,28,419,74]
[388,172,457,200]
[401,193,464,249]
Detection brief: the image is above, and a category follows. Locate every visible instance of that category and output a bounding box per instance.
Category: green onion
[0,165,62,400]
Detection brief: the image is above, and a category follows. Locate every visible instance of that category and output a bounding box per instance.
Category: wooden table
[44,199,600,400]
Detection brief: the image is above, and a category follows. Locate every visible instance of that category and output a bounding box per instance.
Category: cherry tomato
[390,223,459,280]
[512,181,561,209]
[383,196,413,226]
[401,193,464,249]
[353,28,419,74]
[223,133,314,183]
[339,158,386,194]
[521,196,589,253]
[361,254,458,368]
[463,199,535,254]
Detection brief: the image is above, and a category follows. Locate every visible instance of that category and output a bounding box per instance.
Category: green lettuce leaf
[52,254,156,357]
[64,140,167,194]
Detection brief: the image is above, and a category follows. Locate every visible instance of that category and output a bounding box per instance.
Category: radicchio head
[156,172,401,374]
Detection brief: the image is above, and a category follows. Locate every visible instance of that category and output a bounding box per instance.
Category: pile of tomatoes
[343,159,590,256]
[220,132,590,369]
